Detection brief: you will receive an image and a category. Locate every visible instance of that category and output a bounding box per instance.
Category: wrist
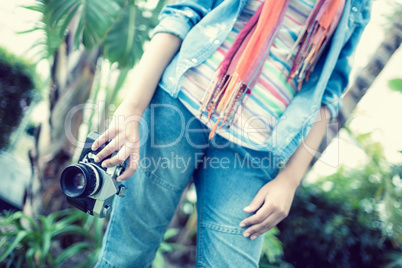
[123,90,149,109]
[118,99,146,116]
[276,168,302,189]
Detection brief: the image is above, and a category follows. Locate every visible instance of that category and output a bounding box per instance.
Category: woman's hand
[238,106,331,240]
[91,101,142,181]
[239,172,299,240]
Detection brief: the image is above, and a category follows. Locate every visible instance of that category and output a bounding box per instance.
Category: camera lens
[60,164,101,198]
[73,173,85,190]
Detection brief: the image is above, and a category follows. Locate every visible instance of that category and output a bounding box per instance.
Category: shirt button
[214,40,220,45]
[352,6,358,12]
[278,161,286,168]
[191,58,198,63]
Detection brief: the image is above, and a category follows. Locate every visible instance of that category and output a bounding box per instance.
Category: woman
[93,0,371,266]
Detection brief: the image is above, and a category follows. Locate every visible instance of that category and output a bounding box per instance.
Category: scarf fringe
[287,23,328,89]
[200,72,249,139]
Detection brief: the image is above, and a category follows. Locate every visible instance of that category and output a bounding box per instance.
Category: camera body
[60,132,126,218]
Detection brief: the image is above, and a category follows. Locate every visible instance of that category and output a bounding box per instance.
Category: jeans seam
[200,222,244,235]
[196,187,205,267]
[198,260,208,268]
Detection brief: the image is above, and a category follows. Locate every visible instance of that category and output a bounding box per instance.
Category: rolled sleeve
[151,1,215,40]
[321,1,372,119]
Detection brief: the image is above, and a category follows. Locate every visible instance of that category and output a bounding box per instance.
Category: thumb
[244,186,268,213]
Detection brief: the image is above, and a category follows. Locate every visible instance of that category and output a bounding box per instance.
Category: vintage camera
[60,132,127,218]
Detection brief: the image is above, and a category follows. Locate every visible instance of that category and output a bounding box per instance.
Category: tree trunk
[24,36,101,216]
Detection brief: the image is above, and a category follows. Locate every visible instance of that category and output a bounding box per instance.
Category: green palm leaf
[103,0,166,68]
[22,1,65,58]
[103,3,138,68]
[45,0,126,50]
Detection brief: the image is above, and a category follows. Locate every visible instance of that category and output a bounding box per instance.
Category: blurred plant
[383,0,402,31]
[384,251,402,268]
[278,131,402,267]
[388,78,402,93]
[258,227,285,267]
[0,47,38,150]
[153,228,184,268]
[0,209,104,268]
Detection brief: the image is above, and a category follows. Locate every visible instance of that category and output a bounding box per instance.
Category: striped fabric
[178,0,316,150]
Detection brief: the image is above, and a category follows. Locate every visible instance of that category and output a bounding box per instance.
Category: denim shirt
[152,0,372,162]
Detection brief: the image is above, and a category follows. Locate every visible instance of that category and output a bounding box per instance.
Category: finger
[243,185,269,213]
[101,145,132,168]
[92,129,114,151]
[244,215,275,238]
[240,201,273,227]
[116,153,140,181]
[244,214,283,240]
[94,138,119,162]
[249,231,266,241]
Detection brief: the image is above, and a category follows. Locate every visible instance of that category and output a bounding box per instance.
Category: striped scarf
[200,0,345,139]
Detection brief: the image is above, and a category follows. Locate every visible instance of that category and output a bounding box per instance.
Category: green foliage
[22,2,72,60]
[24,0,125,58]
[278,185,389,267]
[24,0,167,68]
[277,132,402,268]
[103,0,165,68]
[383,3,402,32]
[388,78,402,93]
[384,251,402,268]
[386,165,402,243]
[259,227,285,267]
[0,209,104,268]
[153,228,184,268]
[46,0,125,49]
[0,209,185,268]
[0,47,37,149]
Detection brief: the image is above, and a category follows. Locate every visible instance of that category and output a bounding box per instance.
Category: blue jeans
[95,87,281,267]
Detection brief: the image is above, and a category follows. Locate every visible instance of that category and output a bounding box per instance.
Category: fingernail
[250,235,257,240]
[94,156,100,162]
[91,144,97,150]
[101,162,108,168]
[243,232,250,238]
[239,222,245,227]
[243,206,251,211]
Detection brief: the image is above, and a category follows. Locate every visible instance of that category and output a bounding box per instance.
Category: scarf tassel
[201,73,250,139]
[287,23,329,90]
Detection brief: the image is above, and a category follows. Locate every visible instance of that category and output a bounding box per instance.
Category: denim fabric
[151,0,372,162]
[95,87,281,267]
